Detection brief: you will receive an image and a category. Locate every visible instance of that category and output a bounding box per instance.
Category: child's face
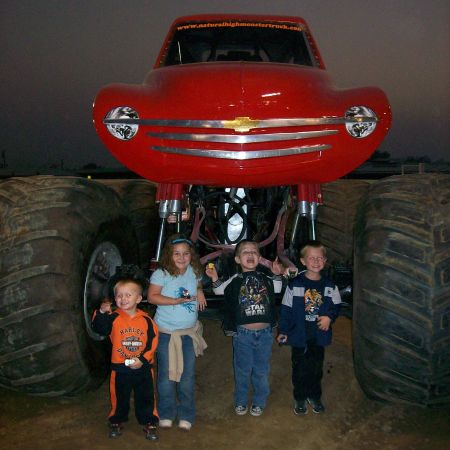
[300,247,326,275]
[114,282,142,314]
[235,242,261,272]
[172,243,192,274]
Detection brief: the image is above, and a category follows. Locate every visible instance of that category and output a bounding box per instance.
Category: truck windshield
[161,20,314,67]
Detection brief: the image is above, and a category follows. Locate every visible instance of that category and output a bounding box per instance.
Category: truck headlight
[345,106,377,138]
[104,106,139,140]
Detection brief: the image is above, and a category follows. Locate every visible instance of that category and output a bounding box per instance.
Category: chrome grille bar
[148,129,338,144]
[151,144,330,160]
[104,115,378,129]
[105,117,345,128]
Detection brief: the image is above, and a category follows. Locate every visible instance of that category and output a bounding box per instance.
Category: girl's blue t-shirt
[150,265,199,331]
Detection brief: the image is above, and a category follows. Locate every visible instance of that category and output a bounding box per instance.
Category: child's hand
[100,300,113,314]
[317,316,331,331]
[205,263,218,282]
[277,333,288,344]
[271,257,284,275]
[283,266,298,278]
[196,291,207,311]
[127,358,143,369]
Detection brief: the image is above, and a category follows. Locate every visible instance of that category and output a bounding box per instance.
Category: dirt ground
[1,315,448,450]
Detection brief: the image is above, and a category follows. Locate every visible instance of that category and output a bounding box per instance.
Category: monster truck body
[93,14,391,187]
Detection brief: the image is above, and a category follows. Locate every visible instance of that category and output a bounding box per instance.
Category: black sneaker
[143,423,159,441]
[294,400,308,415]
[307,397,325,413]
[109,423,123,438]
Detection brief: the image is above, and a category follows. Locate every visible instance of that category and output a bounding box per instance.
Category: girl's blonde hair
[158,234,203,278]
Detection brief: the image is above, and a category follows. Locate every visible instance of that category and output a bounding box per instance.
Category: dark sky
[1,0,449,170]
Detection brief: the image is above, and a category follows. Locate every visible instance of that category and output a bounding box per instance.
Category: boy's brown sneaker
[109,423,123,438]
[143,423,159,441]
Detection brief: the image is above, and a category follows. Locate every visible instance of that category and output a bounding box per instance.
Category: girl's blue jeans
[156,332,196,423]
[232,325,273,408]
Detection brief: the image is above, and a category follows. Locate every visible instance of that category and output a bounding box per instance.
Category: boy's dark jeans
[291,340,324,401]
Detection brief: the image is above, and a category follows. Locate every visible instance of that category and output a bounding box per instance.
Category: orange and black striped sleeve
[138,316,159,366]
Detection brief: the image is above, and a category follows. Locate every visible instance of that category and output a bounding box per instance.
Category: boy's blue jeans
[232,325,273,408]
[156,332,196,423]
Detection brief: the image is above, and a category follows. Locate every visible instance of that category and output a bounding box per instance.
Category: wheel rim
[83,241,122,340]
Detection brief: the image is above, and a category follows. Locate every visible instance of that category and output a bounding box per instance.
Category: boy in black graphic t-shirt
[206,240,283,417]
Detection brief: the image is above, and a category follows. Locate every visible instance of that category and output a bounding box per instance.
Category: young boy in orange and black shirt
[92,270,159,441]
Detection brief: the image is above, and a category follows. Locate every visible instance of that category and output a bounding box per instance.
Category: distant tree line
[369,151,436,163]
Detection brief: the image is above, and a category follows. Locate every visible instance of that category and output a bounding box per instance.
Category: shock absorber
[291,183,323,243]
[154,183,184,261]
[308,183,323,240]
[289,184,309,249]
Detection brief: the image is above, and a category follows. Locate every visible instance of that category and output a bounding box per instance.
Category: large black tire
[0,176,139,396]
[97,179,158,266]
[353,174,450,407]
[317,179,371,265]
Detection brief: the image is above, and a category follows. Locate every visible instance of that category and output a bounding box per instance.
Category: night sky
[1,0,449,170]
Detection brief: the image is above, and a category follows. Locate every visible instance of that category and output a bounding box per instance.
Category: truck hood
[143,62,336,119]
[93,61,391,186]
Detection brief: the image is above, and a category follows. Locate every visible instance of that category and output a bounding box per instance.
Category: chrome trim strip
[151,144,330,160]
[148,129,338,143]
[104,116,377,128]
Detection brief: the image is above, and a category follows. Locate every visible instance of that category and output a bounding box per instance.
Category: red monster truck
[0,15,448,408]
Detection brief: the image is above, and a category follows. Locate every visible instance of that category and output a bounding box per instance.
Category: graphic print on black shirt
[304,288,323,322]
[239,274,270,318]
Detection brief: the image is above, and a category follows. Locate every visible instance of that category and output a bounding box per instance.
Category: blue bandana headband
[171,238,193,246]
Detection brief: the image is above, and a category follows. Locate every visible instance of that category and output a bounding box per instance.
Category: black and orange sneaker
[109,423,123,438]
[143,423,159,441]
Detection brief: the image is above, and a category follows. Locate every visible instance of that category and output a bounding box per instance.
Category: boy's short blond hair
[113,279,144,296]
[300,240,327,258]
[234,239,260,257]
